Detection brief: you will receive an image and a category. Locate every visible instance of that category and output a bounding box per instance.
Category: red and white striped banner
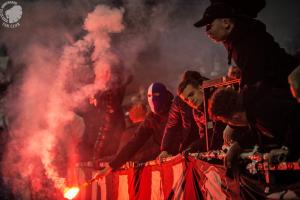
[74,155,237,200]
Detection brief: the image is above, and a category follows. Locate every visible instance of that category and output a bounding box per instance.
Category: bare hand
[224,142,241,169]
[158,151,172,162]
[267,147,289,164]
[92,163,112,180]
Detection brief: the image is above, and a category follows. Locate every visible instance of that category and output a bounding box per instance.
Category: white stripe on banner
[92,171,99,200]
[172,162,184,200]
[203,167,226,200]
[151,170,163,200]
[118,175,129,200]
[97,175,107,200]
[77,167,86,200]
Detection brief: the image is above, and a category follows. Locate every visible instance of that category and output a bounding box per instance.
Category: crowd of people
[0,0,300,199]
[90,0,300,198]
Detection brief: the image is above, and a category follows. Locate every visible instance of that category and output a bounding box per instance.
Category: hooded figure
[147,82,173,115]
[107,82,175,170]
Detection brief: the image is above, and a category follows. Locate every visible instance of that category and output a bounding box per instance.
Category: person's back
[224,17,299,89]
[243,84,300,160]
[194,3,300,90]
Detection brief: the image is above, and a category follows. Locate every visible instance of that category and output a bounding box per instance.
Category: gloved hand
[224,141,242,169]
[92,162,112,180]
[267,146,289,164]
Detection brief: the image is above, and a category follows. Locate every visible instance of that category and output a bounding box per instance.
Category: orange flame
[64,187,79,199]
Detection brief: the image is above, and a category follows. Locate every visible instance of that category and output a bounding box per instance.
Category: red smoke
[3,4,124,198]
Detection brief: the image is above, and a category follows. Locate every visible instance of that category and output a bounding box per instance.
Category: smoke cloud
[1,1,125,198]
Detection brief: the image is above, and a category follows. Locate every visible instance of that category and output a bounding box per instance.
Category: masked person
[93,82,175,178]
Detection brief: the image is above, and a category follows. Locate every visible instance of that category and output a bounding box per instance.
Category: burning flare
[64,187,80,200]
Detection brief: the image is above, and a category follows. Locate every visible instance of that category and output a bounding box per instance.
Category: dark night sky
[1,0,300,93]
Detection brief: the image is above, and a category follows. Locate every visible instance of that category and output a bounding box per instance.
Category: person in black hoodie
[209,86,300,163]
[209,86,300,199]
[194,2,300,168]
[93,82,175,178]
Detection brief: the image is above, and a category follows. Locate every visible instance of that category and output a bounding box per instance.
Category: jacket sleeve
[160,97,182,153]
[109,119,152,170]
[236,30,296,88]
[283,103,300,160]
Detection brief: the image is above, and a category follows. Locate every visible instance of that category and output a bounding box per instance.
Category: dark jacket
[243,85,300,160]
[109,111,169,169]
[77,88,126,161]
[161,96,205,153]
[224,18,299,89]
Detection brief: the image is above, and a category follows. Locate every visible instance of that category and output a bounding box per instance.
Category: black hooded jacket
[243,85,300,160]
[109,111,170,169]
[224,18,299,89]
[109,84,174,170]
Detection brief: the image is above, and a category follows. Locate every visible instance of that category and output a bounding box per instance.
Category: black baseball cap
[194,3,236,28]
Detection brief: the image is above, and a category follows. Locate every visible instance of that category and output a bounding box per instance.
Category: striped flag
[74,155,239,200]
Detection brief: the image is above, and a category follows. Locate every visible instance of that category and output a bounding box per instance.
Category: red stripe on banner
[183,158,203,200]
[191,157,240,200]
[158,155,185,199]
[161,161,174,199]
[135,166,151,200]
[105,172,119,200]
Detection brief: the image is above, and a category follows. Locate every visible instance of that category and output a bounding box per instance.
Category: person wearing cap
[159,71,208,160]
[194,3,299,91]
[93,82,176,178]
[194,3,300,174]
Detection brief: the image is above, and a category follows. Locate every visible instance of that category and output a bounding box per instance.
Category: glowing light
[64,187,79,199]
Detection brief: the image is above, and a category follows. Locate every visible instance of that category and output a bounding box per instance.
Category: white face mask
[147,83,172,114]
[147,83,156,113]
